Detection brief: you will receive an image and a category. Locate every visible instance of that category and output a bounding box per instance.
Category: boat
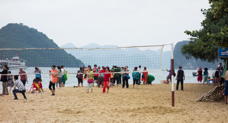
[0,56,26,69]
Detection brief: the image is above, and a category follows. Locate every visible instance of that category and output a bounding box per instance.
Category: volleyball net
[0,44,173,87]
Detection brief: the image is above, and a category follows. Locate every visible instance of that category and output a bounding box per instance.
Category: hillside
[0,23,84,67]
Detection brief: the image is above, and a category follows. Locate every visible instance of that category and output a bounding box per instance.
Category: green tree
[182,0,228,62]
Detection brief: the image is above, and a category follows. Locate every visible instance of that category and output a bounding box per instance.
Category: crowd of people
[0,64,154,99]
[1,62,227,104]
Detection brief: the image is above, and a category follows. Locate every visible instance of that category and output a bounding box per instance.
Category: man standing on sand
[19,68,27,86]
[176,66,185,91]
[49,65,58,96]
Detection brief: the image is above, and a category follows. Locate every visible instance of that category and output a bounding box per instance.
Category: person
[29,78,42,93]
[203,68,209,84]
[34,67,42,79]
[12,75,27,100]
[176,66,185,91]
[166,70,172,83]
[93,64,99,86]
[76,67,84,87]
[87,66,94,93]
[138,65,142,84]
[49,65,58,96]
[218,63,224,76]
[113,66,121,87]
[103,67,111,93]
[142,67,148,84]
[61,65,67,87]
[224,70,228,104]
[56,66,63,88]
[147,74,155,85]
[214,68,220,85]
[122,67,130,88]
[0,65,9,95]
[197,68,203,83]
[19,68,27,86]
[97,67,105,88]
[7,71,14,93]
[132,67,140,88]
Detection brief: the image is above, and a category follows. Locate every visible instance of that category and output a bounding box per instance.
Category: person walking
[176,66,185,91]
[0,65,9,95]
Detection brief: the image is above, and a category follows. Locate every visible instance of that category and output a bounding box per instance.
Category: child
[12,75,27,100]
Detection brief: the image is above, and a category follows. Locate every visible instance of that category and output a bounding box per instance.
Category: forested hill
[0,23,84,67]
[174,41,219,69]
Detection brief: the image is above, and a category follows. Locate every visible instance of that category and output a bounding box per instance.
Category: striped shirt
[14,80,26,91]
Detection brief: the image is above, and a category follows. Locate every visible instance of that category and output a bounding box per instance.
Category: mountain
[174,41,219,69]
[62,43,171,69]
[0,23,84,67]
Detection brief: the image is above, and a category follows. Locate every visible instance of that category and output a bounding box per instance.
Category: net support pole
[171,43,175,107]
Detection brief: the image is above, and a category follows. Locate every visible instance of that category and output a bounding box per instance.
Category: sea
[0,67,216,91]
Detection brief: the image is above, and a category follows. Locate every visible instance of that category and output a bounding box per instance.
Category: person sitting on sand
[132,67,140,88]
[224,70,228,104]
[12,75,27,100]
[49,65,58,96]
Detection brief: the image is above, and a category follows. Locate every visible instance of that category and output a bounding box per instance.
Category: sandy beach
[0,84,227,123]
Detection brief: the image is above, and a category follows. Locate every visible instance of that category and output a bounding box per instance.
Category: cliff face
[0,23,84,67]
[174,41,219,69]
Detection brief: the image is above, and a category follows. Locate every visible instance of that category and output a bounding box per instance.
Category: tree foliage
[182,0,228,61]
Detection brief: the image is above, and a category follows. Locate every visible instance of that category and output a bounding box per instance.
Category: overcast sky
[0,0,209,47]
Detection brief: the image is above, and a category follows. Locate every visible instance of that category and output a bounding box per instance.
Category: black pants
[133,79,139,85]
[49,82,55,90]
[13,89,27,99]
[122,78,129,88]
[176,80,184,90]
[77,78,83,84]
[115,77,121,85]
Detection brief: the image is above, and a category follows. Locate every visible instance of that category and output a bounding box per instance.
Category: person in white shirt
[12,75,27,100]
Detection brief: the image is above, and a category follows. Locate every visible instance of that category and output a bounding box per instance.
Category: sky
[0,0,210,47]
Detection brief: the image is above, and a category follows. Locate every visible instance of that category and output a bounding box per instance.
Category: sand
[0,84,228,123]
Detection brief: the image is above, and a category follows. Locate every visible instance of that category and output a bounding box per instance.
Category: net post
[170,43,175,107]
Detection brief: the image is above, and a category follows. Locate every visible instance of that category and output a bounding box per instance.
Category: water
[0,67,216,91]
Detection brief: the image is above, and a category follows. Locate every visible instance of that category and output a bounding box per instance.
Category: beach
[0,84,227,123]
